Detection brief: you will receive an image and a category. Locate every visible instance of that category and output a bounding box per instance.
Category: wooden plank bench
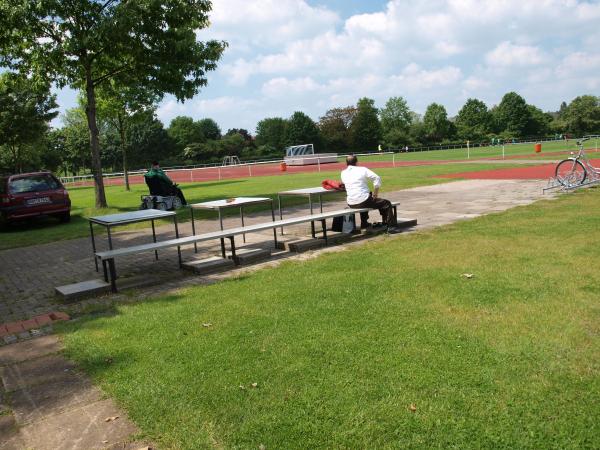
[95,202,414,292]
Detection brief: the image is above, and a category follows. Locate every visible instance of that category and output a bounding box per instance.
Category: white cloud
[206,0,340,49]
[485,41,547,67]
[55,0,600,132]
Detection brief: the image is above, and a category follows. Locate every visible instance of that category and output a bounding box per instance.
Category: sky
[55,0,600,134]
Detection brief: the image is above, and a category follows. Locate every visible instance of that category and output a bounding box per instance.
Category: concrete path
[0,335,150,450]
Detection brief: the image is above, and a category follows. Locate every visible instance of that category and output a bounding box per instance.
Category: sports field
[62,139,600,188]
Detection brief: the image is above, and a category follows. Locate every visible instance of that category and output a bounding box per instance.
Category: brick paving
[0,179,556,327]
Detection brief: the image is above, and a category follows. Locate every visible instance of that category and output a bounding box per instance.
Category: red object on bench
[321,179,345,191]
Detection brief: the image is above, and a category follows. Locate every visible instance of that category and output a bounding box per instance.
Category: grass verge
[60,188,600,449]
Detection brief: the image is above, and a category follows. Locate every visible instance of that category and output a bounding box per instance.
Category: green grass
[60,188,600,449]
[0,162,517,250]
[367,139,598,163]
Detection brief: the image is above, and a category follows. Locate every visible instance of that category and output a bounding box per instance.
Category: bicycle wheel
[555,159,587,187]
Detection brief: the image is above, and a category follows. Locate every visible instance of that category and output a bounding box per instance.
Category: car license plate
[26,197,51,205]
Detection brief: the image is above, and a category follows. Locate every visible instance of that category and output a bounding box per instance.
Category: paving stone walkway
[0,335,150,450]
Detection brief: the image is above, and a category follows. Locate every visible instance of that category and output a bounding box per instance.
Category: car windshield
[9,175,60,194]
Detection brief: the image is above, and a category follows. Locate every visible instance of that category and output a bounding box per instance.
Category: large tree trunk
[84,66,108,208]
[117,112,130,191]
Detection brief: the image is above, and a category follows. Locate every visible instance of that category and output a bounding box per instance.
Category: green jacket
[144,167,173,185]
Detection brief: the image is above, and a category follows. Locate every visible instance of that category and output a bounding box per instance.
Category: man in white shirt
[340,155,399,233]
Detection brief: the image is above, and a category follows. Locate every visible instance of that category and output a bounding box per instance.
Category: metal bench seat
[96,202,407,292]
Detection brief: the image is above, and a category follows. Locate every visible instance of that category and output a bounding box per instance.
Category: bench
[95,202,414,292]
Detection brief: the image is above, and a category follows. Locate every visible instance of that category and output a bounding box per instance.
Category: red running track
[66,160,445,188]
[66,156,599,188]
[439,159,600,180]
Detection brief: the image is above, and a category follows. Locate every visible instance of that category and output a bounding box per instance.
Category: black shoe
[386,226,402,234]
[360,222,372,230]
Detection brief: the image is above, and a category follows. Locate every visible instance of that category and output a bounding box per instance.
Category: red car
[0,172,71,225]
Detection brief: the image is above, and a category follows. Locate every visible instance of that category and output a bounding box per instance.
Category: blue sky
[55,0,600,134]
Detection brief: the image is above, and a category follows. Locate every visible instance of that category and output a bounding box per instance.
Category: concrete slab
[10,376,103,424]
[286,238,326,253]
[226,247,272,265]
[396,217,418,228]
[15,398,138,450]
[325,232,354,245]
[0,335,62,366]
[182,256,235,274]
[55,279,111,302]
[1,355,80,392]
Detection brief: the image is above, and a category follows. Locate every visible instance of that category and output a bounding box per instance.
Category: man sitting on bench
[144,161,187,205]
[340,154,400,233]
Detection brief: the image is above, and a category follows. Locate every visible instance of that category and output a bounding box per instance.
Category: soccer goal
[284,143,337,166]
[222,155,241,166]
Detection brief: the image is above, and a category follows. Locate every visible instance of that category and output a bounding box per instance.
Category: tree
[61,107,93,175]
[225,128,253,141]
[284,111,321,149]
[318,106,357,153]
[0,1,226,207]
[350,98,381,151]
[168,116,206,155]
[562,95,600,136]
[455,98,491,141]
[96,84,159,190]
[41,129,67,174]
[380,96,412,147]
[408,113,427,145]
[0,72,57,172]
[423,103,452,143]
[255,117,287,151]
[493,92,532,137]
[197,118,222,141]
[126,112,174,168]
[525,105,552,136]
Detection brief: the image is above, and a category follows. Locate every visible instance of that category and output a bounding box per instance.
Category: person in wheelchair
[144,161,187,205]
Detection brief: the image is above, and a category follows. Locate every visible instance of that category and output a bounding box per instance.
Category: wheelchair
[140,175,185,211]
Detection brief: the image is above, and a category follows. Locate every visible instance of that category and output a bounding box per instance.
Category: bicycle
[554,137,600,187]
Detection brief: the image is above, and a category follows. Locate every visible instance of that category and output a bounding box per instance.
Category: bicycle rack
[543,173,600,193]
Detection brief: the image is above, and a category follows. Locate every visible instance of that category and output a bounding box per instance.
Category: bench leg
[321,219,328,244]
[220,238,226,258]
[151,219,158,260]
[309,196,316,238]
[107,258,118,293]
[393,205,398,225]
[101,259,108,282]
[229,236,237,264]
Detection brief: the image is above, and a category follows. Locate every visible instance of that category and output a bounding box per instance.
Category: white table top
[278,187,341,195]
[89,209,175,226]
[190,197,272,210]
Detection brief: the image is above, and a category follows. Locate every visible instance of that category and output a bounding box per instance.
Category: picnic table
[88,209,179,272]
[277,187,344,237]
[189,197,276,254]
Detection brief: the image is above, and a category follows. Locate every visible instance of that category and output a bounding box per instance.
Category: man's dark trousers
[348,193,395,227]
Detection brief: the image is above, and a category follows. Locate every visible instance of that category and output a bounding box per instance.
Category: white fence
[59,152,395,187]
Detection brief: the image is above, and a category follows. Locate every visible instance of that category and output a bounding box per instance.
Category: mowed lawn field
[358,138,600,163]
[60,188,600,449]
[0,162,519,250]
